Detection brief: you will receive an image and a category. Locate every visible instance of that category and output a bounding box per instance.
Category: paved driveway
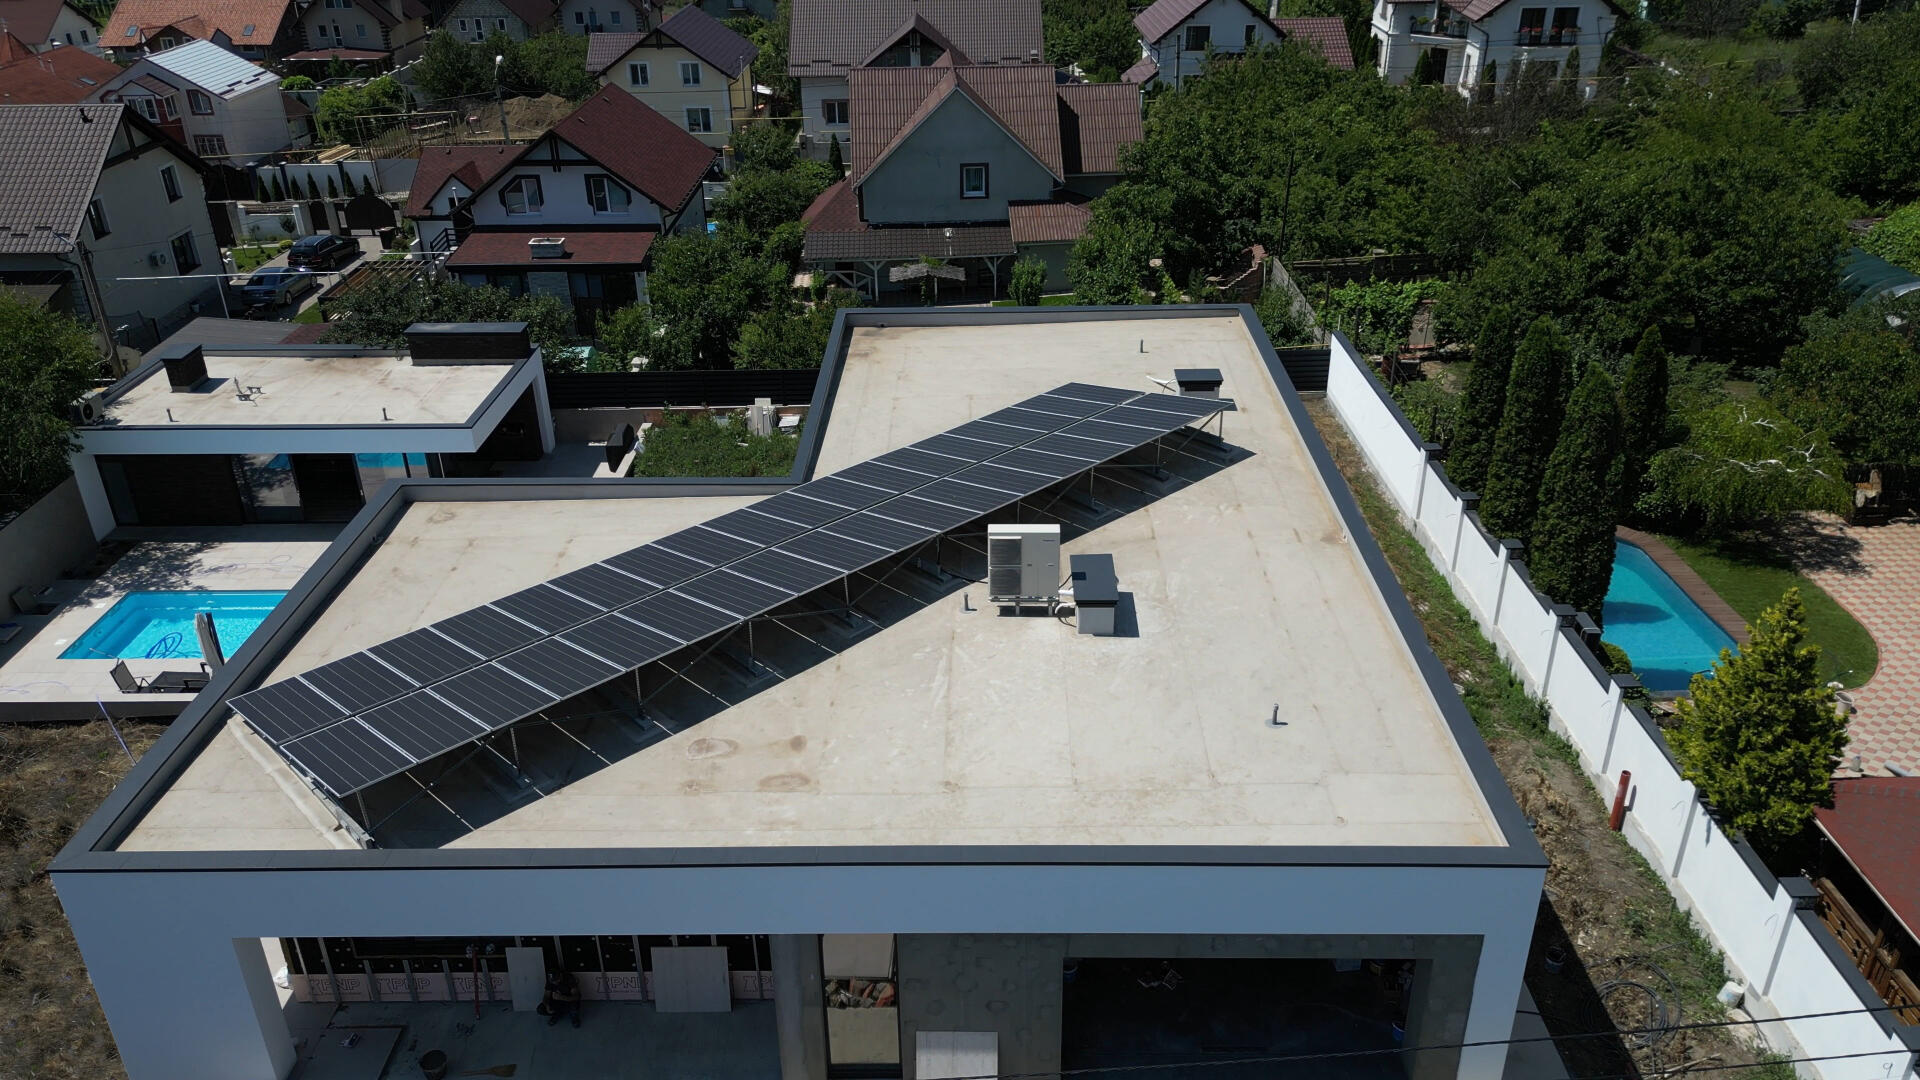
[227,235,385,316]
[1790,513,1920,775]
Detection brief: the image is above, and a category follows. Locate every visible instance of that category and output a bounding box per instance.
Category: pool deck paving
[1615,527,1751,646]
[1786,513,1920,777]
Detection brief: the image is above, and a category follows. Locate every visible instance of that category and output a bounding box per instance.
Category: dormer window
[501,175,543,215]
[587,175,630,214]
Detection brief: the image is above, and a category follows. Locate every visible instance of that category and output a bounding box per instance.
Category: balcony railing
[1515,26,1579,46]
[1410,15,1468,38]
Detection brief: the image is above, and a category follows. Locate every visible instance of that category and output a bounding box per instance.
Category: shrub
[1008,257,1048,306]
[1863,202,1920,272]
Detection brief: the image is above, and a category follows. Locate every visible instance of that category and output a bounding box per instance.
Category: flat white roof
[99,352,520,429]
[119,314,1506,853]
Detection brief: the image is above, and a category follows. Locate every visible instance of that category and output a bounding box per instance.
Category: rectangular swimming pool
[60,591,288,661]
[1602,540,1736,692]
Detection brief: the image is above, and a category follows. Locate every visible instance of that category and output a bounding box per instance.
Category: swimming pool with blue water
[1602,540,1736,692]
[61,591,287,661]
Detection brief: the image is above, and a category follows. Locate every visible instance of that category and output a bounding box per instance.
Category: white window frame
[87,198,109,238]
[457,17,467,30]
[192,133,227,157]
[170,231,201,274]
[160,164,182,202]
[501,175,543,215]
[608,8,620,23]
[822,98,848,126]
[187,89,213,115]
[960,163,988,199]
[684,106,712,133]
[679,60,700,85]
[628,61,648,86]
[587,174,631,214]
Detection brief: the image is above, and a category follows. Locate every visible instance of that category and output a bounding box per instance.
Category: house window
[81,28,89,42]
[356,22,367,36]
[685,106,712,133]
[628,61,648,86]
[609,9,619,23]
[457,18,467,30]
[960,163,988,199]
[193,133,228,157]
[1550,6,1579,43]
[170,232,201,273]
[495,18,506,29]
[501,175,543,214]
[587,175,630,213]
[158,35,175,47]
[1517,7,1546,43]
[574,10,583,21]
[187,89,213,114]
[1184,24,1210,51]
[822,98,848,125]
[1245,23,1256,45]
[161,164,182,202]
[132,96,163,122]
[679,61,700,85]
[87,199,109,239]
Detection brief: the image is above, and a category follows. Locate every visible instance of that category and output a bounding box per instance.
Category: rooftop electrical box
[1173,368,1224,398]
[987,523,1062,605]
[1068,553,1118,636]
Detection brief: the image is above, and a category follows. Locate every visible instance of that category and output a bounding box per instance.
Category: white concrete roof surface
[119,314,1506,853]
[100,351,519,429]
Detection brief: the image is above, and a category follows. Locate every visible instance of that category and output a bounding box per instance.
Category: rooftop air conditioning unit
[68,388,109,425]
[987,523,1061,605]
[527,236,566,259]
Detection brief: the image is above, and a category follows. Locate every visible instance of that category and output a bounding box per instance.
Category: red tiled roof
[0,43,124,103]
[1816,777,1920,938]
[0,0,87,45]
[102,0,294,51]
[0,29,36,62]
[787,0,1041,78]
[849,64,1063,185]
[1274,16,1355,70]
[1056,81,1140,175]
[539,83,714,213]
[405,144,516,216]
[801,178,1011,262]
[1008,198,1090,245]
[445,227,657,269]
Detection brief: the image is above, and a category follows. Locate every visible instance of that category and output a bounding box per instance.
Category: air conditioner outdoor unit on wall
[147,250,167,267]
[987,523,1061,604]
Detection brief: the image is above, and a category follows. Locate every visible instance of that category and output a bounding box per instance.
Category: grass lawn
[228,245,279,274]
[1656,532,1878,688]
[290,305,325,324]
[990,294,1079,307]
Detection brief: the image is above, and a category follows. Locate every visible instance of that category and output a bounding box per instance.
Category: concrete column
[530,367,556,454]
[70,454,117,540]
[1455,901,1534,1080]
[1400,938,1478,1080]
[771,934,827,1080]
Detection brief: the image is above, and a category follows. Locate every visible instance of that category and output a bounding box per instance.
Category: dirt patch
[1,719,166,1080]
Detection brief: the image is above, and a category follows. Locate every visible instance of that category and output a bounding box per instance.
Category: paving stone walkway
[1788,514,1920,776]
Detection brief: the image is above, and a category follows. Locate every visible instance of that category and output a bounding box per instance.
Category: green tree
[732,121,797,174]
[281,75,315,91]
[640,231,789,369]
[1478,317,1570,548]
[319,276,577,366]
[1445,305,1515,495]
[1043,0,1138,81]
[1671,590,1846,848]
[733,289,860,370]
[1616,327,1669,514]
[270,175,286,201]
[630,410,798,478]
[510,32,595,100]
[1528,365,1623,619]
[596,304,655,369]
[313,75,406,144]
[1642,398,1851,529]
[1254,287,1316,348]
[748,1,795,108]
[0,291,98,505]
[305,174,322,200]
[1863,203,1920,271]
[413,29,492,101]
[827,134,844,180]
[1772,298,1920,468]
[1008,257,1047,306]
[712,165,832,253]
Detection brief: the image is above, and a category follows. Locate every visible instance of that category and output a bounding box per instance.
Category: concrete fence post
[1763,879,1821,997]
[1412,442,1440,524]
[1540,606,1574,699]
[1599,677,1635,775]
[1490,540,1520,625]
[1450,494,1478,572]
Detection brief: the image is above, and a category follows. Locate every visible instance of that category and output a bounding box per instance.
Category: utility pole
[494,54,509,144]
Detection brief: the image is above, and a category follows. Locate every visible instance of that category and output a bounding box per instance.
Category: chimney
[403,322,532,365]
[154,342,208,391]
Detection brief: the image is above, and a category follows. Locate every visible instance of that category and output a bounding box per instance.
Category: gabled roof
[0,42,122,102]
[787,0,1041,78]
[445,227,657,269]
[585,30,644,74]
[102,0,293,50]
[0,29,32,62]
[1454,0,1629,19]
[858,11,966,68]
[1136,0,1279,45]
[1056,81,1141,175]
[1121,54,1158,84]
[0,102,121,253]
[0,0,91,45]
[130,72,179,95]
[801,177,1013,262]
[655,3,755,79]
[404,143,517,216]
[1816,776,1920,939]
[1007,197,1090,245]
[504,84,715,213]
[140,38,276,97]
[1273,16,1355,69]
[849,64,1063,186]
[468,0,557,30]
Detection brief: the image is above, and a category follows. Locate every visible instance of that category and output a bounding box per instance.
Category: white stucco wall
[1145,0,1281,88]
[1372,0,1614,92]
[602,40,738,148]
[466,160,670,229]
[44,5,100,49]
[798,74,849,151]
[559,0,642,33]
[85,125,220,329]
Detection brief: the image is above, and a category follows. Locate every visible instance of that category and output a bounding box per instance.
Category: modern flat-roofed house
[101,0,302,59]
[0,102,220,356]
[786,0,1044,157]
[1370,0,1619,93]
[801,66,1140,298]
[1123,0,1355,87]
[64,324,554,538]
[0,34,122,101]
[51,308,1546,1080]
[90,40,298,164]
[442,0,559,43]
[0,0,101,50]
[586,4,756,155]
[289,0,430,65]
[410,85,716,332]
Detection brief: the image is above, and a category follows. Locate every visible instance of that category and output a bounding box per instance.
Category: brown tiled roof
[1455,0,1628,17]
[539,83,715,212]
[787,0,1041,78]
[404,144,517,216]
[493,0,558,31]
[802,178,1012,262]
[1136,0,1278,45]
[446,227,657,269]
[0,30,33,62]
[849,64,1063,185]
[1056,81,1139,175]
[0,0,87,44]
[0,102,120,253]
[0,43,123,103]
[283,47,387,59]
[1120,55,1157,84]
[1007,198,1089,245]
[858,12,965,68]
[584,30,644,73]
[1816,777,1920,938]
[656,3,755,78]
[102,0,294,50]
[1273,17,1355,69]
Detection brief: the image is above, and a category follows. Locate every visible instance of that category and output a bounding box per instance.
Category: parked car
[240,267,317,308]
[286,234,360,271]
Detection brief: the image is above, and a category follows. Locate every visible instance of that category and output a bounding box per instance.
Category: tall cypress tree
[1529,365,1623,619]
[1446,305,1517,495]
[1478,316,1570,549]
[1616,327,1670,516]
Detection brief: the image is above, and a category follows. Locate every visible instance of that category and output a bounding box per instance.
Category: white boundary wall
[1321,333,1919,1080]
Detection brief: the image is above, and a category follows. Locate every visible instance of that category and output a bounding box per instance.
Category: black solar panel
[242,382,1235,799]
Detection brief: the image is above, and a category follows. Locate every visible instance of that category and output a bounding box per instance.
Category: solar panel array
[231,383,1231,799]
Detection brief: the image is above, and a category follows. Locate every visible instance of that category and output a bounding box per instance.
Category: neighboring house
[101,0,302,60]
[787,0,1044,156]
[0,0,100,51]
[1123,0,1355,87]
[0,36,122,101]
[292,0,430,64]
[1370,0,1619,93]
[558,0,647,35]
[0,103,220,357]
[695,0,772,19]
[442,0,559,42]
[801,65,1140,297]
[91,39,295,164]
[586,4,755,155]
[409,85,717,332]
